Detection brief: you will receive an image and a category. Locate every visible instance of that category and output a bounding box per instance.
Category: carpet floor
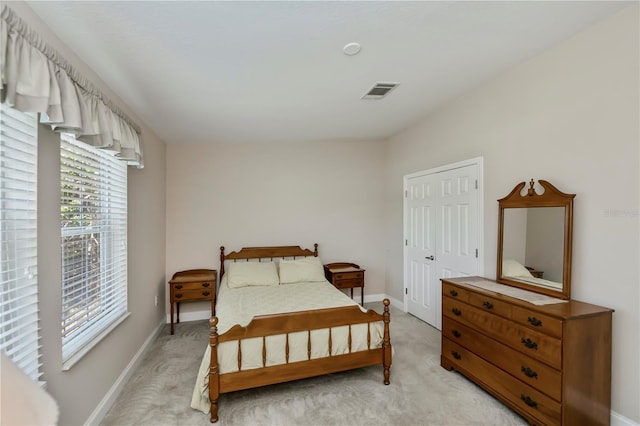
[101,303,527,426]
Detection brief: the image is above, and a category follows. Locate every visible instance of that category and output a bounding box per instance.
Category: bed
[190,244,392,423]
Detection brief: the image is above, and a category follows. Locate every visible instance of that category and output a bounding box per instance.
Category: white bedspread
[190,278,384,413]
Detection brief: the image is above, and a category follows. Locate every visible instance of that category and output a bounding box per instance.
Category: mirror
[497,179,575,299]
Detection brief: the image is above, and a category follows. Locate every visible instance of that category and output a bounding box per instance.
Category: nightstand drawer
[171,281,213,292]
[334,272,364,280]
[172,288,213,301]
[334,278,363,289]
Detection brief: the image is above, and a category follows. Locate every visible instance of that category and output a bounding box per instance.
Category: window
[0,103,40,381]
[60,134,128,367]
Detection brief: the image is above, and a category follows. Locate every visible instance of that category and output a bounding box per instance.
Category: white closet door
[404,161,481,329]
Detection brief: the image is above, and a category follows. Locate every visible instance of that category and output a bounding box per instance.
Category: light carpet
[101,303,527,426]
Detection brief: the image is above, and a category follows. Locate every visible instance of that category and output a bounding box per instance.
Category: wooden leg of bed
[382,298,392,385]
[210,401,219,423]
[209,317,220,423]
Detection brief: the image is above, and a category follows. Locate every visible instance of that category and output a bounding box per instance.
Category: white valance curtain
[0,5,143,168]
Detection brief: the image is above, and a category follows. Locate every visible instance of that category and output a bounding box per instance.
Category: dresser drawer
[443,339,561,426]
[467,292,512,319]
[172,288,213,301]
[442,282,470,302]
[511,305,563,339]
[443,297,561,369]
[171,281,214,292]
[442,318,561,401]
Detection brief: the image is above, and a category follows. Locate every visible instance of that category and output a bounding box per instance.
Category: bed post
[313,243,318,257]
[209,317,220,423]
[219,246,225,278]
[382,298,391,385]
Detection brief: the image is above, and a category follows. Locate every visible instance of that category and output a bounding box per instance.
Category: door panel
[406,175,437,325]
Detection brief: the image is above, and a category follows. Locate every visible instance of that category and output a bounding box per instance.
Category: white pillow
[227,261,279,288]
[502,259,534,278]
[279,257,325,284]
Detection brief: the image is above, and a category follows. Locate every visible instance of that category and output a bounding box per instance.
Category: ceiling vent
[361,82,399,100]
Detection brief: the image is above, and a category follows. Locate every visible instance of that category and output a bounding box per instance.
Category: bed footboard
[208,299,391,423]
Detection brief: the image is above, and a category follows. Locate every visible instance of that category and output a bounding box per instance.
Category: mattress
[190,277,384,413]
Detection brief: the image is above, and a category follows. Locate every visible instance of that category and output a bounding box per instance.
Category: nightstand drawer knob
[175,293,182,299]
[202,291,210,297]
[175,285,183,290]
[202,282,210,287]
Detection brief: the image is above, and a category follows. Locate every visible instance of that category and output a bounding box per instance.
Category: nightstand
[169,269,217,335]
[324,262,365,305]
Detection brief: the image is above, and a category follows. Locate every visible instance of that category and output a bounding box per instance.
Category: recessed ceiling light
[343,42,361,56]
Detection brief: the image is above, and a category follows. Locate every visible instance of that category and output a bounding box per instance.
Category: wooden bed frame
[208,244,392,423]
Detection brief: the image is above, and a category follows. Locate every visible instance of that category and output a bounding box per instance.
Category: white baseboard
[84,318,165,426]
[612,411,639,426]
[363,293,403,310]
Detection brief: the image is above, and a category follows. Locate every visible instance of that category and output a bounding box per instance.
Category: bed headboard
[219,244,319,278]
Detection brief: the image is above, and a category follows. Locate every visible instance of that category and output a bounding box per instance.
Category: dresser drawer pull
[174,285,183,290]
[202,291,210,297]
[452,329,461,338]
[175,293,182,299]
[451,308,462,316]
[202,282,210,287]
[521,337,538,350]
[449,289,458,297]
[451,351,461,360]
[527,316,543,327]
[520,394,538,408]
[521,366,538,379]
[482,301,493,309]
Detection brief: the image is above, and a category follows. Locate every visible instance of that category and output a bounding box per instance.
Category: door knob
[425,255,435,260]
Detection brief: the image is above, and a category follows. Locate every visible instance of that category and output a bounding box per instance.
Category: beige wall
[8,2,168,424]
[384,4,639,421]
[165,140,386,318]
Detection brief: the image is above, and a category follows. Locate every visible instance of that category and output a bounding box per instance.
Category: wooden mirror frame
[497,179,575,299]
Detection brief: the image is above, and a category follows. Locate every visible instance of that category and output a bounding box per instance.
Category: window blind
[60,134,128,364]
[0,103,40,381]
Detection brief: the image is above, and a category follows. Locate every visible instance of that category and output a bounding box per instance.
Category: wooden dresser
[169,269,217,335]
[441,277,613,426]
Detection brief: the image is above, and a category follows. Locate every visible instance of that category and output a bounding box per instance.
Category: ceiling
[26,1,629,145]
